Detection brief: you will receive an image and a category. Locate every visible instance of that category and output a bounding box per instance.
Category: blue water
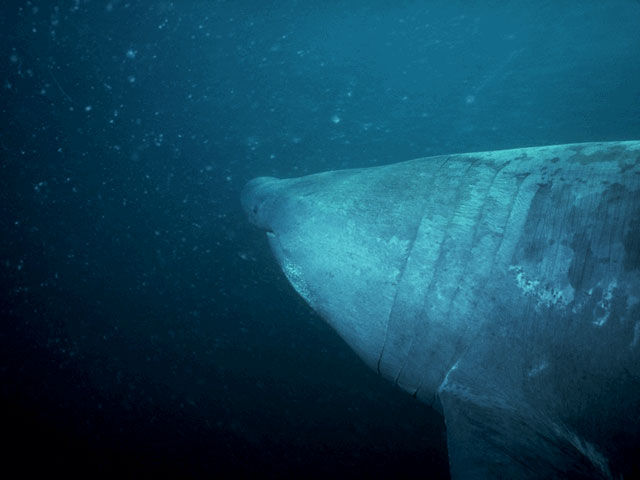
[2,1,639,477]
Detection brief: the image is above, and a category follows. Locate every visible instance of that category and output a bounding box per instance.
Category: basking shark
[241,141,640,479]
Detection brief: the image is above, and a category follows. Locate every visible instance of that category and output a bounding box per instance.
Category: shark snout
[241,176,279,230]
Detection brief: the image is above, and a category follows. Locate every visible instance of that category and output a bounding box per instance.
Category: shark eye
[252,205,258,214]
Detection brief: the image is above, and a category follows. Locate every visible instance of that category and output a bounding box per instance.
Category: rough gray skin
[241,141,640,479]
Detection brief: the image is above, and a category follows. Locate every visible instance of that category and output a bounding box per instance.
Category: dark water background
[2,1,640,477]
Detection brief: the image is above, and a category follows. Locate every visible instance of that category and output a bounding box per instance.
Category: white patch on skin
[510,265,540,294]
[551,422,613,479]
[593,280,617,327]
[528,360,549,377]
[508,265,571,310]
[378,234,411,263]
[385,235,408,250]
[282,259,313,305]
[438,359,460,391]
[377,234,410,286]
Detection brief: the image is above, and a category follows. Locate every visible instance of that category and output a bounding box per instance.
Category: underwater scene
[2,1,640,478]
